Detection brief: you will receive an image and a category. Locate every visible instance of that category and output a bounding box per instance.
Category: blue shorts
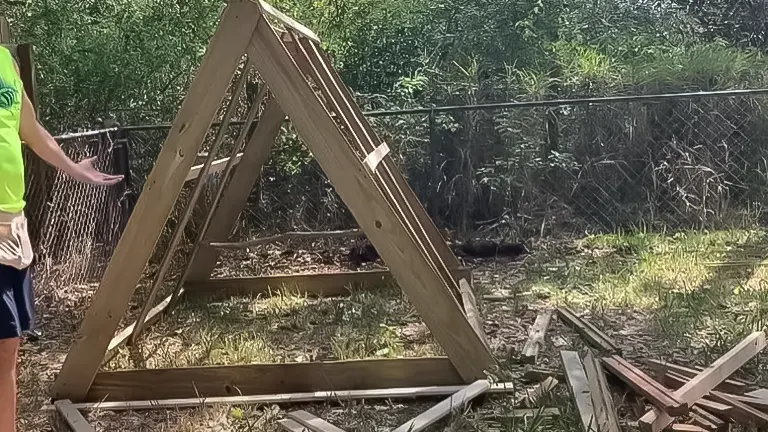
[0,264,34,340]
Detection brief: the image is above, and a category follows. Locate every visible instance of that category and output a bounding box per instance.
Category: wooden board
[50,1,262,402]
[458,278,487,347]
[602,356,687,416]
[287,410,347,432]
[54,400,95,432]
[670,425,708,432]
[186,153,244,182]
[185,267,472,299]
[246,10,495,381]
[45,382,517,412]
[689,406,726,431]
[521,310,553,364]
[279,419,309,432]
[583,351,621,432]
[561,351,597,432]
[85,357,465,402]
[709,390,768,427]
[392,380,490,432]
[662,371,736,414]
[103,293,173,364]
[644,358,748,394]
[557,308,620,354]
[639,331,767,432]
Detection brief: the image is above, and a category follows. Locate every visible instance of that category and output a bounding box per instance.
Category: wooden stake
[521,310,553,364]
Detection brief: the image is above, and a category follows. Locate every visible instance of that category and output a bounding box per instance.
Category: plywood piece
[287,410,347,432]
[392,380,491,432]
[247,14,495,380]
[46,382,517,412]
[522,310,553,364]
[185,268,472,299]
[601,356,687,416]
[86,357,465,402]
[561,351,597,432]
[51,1,262,402]
[557,308,620,354]
[54,400,95,432]
[583,350,621,432]
[639,331,766,432]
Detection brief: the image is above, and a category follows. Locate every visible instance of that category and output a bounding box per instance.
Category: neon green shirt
[0,46,25,213]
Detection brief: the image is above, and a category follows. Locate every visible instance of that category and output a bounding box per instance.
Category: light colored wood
[670,425,708,432]
[279,419,309,432]
[521,310,553,364]
[561,351,597,432]
[85,357,464,402]
[556,308,620,354]
[257,0,320,43]
[185,268,473,299]
[644,358,748,394]
[639,331,767,432]
[746,388,768,399]
[392,380,491,432]
[209,229,363,248]
[690,406,725,431]
[43,382,517,412]
[247,14,496,381]
[458,278,488,348]
[103,293,174,364]
[0,17,9,43]
[710,390,768,427]
[185,99,286,282]
[50,1,263,402]
[287,410,347,432]
[54,400,95,432]
[663,371,739,413]
[186,153,244,182]
[583,350,620,432]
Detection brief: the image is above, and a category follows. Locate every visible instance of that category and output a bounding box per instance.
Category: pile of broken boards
[524,307,768,432]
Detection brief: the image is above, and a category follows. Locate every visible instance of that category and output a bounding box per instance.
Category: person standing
[0,45,123,431]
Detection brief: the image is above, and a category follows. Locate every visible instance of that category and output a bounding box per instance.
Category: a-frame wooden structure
[51,0,497,404]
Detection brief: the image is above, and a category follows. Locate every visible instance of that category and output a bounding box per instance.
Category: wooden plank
[746,388,768,399]
[727,393,768,411]
[601,356,687,416]
[102,293,173,364]
[556,308,620,354]
[43,382,517,412]
[185,99,286,282]
[54,400,95,432]
[710,390,768,427]
[496,408,560,419]
[247,13,496,381]
[639,331,767,432]
[458,278,487,348]
[662,371,737,414]
[0,17,9,43]
[521,310,553,364]
[209,229,363,248]
[85,357,465,402]
[392,380,491,432]
[644,358,748,394]
[185,268,473,299]
[287,410,347,432]
[670,425,708,432]
[583,351,621,432]
[185,153,244,182]
[257,0,320,43]
[50,2,263,402]
[561,351,597,432]
[690,406,726,431]
[279,419,309,432]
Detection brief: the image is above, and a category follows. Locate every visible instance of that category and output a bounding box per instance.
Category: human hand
[70,157,124,186]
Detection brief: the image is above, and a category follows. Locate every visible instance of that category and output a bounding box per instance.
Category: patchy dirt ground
[18,229,768,431]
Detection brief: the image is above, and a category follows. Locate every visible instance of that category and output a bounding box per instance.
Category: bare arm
[14,61,122,185]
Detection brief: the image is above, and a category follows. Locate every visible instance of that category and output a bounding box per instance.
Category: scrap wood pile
[521,307,768,432]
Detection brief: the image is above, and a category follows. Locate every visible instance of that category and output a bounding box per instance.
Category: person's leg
[0,336,18,432]
[0,264,30,432]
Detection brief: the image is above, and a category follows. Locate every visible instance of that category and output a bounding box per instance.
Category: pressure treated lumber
[557,308,620,354]
[601,356,687,416]
[246,10,496,381]
[50,1,262,401]
[392,380,491,432]
[287,410,347,432]
[185,99,286,282]
[185,268,473,299]
[85,357,465,402]
[583,350,621,432]
[44,382,517,412]
[639,331,767,432]
[644,358,748,394]
[54,400,96,432]
[561,351,597,432]
[521,310,553,364]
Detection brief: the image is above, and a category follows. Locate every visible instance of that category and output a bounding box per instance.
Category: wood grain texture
[54,400,96,432]
[601,356,687,416]
[287,410,347,432]
[392,380,491,432]
[521,310,553,364]
[51,1,262,402]
[86,357,465,402]
[583,351,621,432]
[185,268,472,299]
[561,351,597,432]
[556,308,620,354]
[247,15,495,381]
[639,331,767,432]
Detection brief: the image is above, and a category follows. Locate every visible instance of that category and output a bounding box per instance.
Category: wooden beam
[50,1,263,402]
[663,371,741,409]
[458,278,487,349]
[644,358,748,394]
[102,293,174,364]
[690,406,726,432]
[278,419,308,432]
[45,382,517,412]
[287,410,347,432]
[247,12,496,381]
[392,380,491,432]
[185,153,244,182]
[0,17,9,43]
[86,357,465,402]
[583,351,620,432]
[209,229,363,249]
[670,425,707,432]
[557,308,620,354]
[521,310,553,364]
[561,351,597,432]
[639,331,767,432]
[602,356,687,416]
[184,99,285,282]
[54,400,95,432]
[257,0,320,43]
[709,390,768,427]
[185,268,473,299]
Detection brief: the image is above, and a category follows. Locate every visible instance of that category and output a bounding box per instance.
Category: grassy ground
[18,228,768,431]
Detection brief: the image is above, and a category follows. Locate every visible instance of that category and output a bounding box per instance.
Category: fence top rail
[118,88,768,132]
[54,127,119,141]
